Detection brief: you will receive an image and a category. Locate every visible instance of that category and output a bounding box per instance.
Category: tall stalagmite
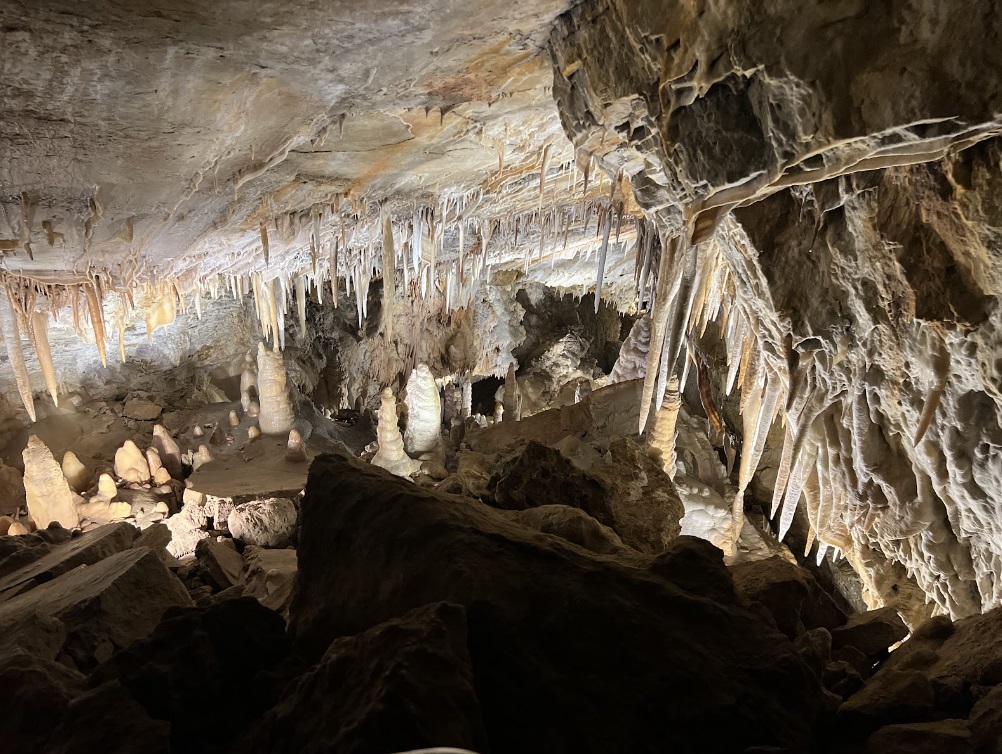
[257,341,295,436]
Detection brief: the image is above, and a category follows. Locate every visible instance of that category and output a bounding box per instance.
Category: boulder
[43,680,171,754]
[0,649,84,751]
[499,504,631,555]
[839,669,938,736]
[291,453,823,753]
[0,522,136,601]
[242,546,297,617]
[0,547,192,671]
[227,498,297,548]
[865,719,971,754]
[122,396,163,421]
[90,598,289,752]
[492,438,684,554]
[969,683,1002,754]
[195,537,245,591]
[243,602,488,754]
[831,606,909,657]
[730,555,848,639]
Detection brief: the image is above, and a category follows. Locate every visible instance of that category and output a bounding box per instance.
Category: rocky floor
[1,382,1001,752]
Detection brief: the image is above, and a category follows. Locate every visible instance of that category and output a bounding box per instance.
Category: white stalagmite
[0,286,35,421]
[240,353,258,413]
[647,376,681,479]
[256,341,295,435]
[403,363,442,457]
[371,387,422,479]
[29,311,58,406]
[608,314,650,384]
[503,361,521,421]
[22,435,79,529]
[115,440,150,484]
[285,428,307,462]
[61,450,90,493]
[152,424,183,480]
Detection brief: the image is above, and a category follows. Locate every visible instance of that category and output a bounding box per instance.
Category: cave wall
[548,0,1002,622]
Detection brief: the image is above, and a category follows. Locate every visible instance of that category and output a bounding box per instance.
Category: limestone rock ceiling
[1,0,626,287]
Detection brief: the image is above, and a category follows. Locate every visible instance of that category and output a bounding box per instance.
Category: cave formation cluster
[1,0,1002,751]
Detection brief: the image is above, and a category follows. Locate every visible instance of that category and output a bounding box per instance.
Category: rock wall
[549,0,1002,620]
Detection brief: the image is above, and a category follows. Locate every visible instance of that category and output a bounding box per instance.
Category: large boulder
[0,522,136,601]
[89,598,289,752]
[243,601,488,754]
[227,498,297,548]
[491,437,684,554]
[0,547,192,670]
[730,555,848,639]
[290,453,824,753]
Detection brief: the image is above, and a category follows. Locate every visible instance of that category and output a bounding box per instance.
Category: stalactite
[594,203,612,314]
[28,310,58,406]
[0,284,36,421]
[382,208,395,341]
[84,280,108,366]
[295,275,307,335]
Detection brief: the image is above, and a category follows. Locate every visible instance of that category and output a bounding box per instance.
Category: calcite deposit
[1,0,1002,750]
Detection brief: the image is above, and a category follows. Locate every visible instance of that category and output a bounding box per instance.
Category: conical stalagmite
[22,435,79,529]
[61,450,90,493]
[371,387,422,479]
[153,425,183,480]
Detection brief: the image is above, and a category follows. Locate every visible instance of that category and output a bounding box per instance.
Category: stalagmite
[493,402,504,423]
[248,425,261,441]
[228,409,240,427]
[8,522,28,536]
[285,429,307,462]
[503,361,522,421]
[193,424,205,438]
[371,387,422,479]
[152,425,183,480]
[648,376,682,479]
[0,286,36,421]
[115,440,150,484]
[608,314,650,384]
[61,450,90,493]
[146,447,164,478]
[248,400,260,417]
[403,363,442,457]
[29,311,59,406]
[257,341,295,435]
[22,435,80,529]
[97,473,118,500]
[193,444,214,471]
[240,353,258,413]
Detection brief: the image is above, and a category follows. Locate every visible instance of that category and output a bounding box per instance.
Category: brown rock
[243,602,488,754]
[0,547,192,671]
[865,719,971,754]
[291,454,824,753]
[832,606,909,657]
